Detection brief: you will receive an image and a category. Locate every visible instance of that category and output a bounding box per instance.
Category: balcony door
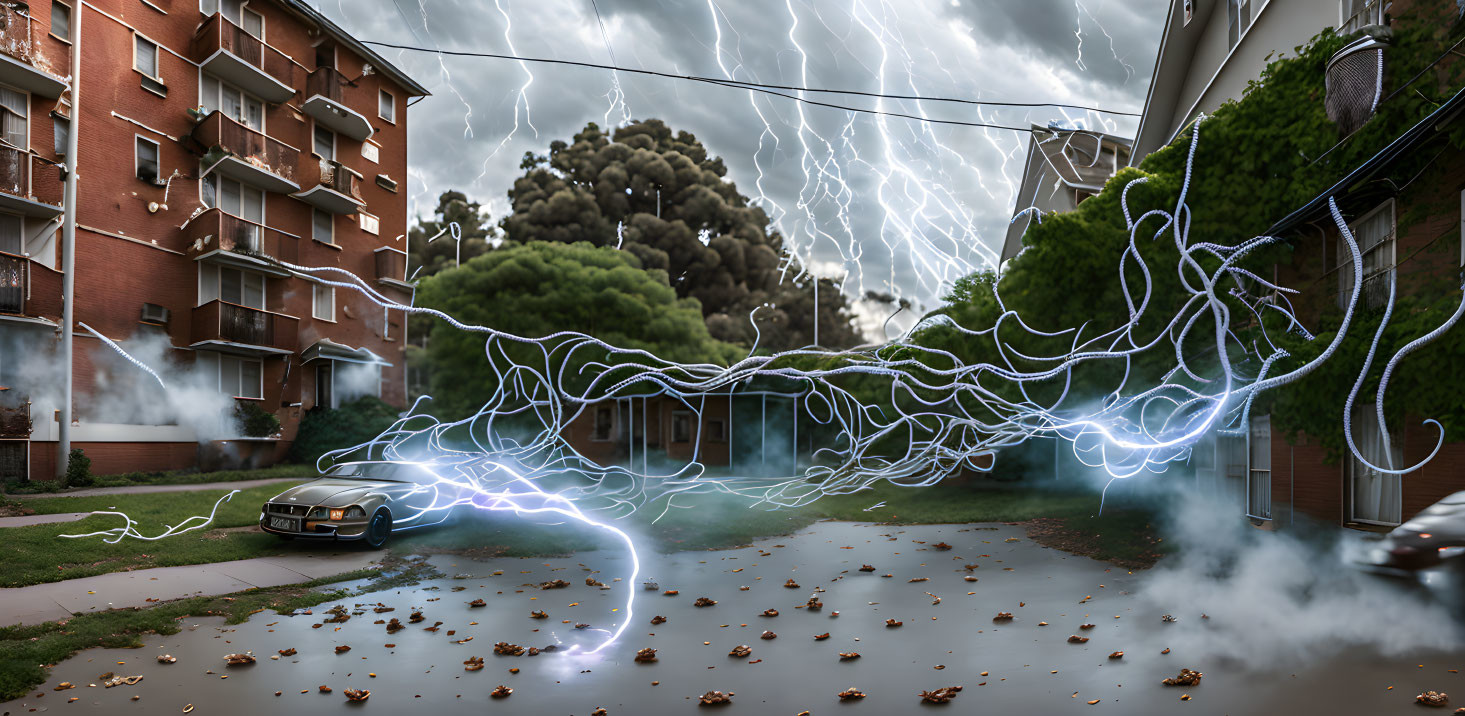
[200,76,263,131]
[202,174,264,249]
[199,263,265,310]
[203,0,263,38]
[0,86,25,150]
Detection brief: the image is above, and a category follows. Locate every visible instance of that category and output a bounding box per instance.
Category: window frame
[707,418,728,443]
[221,354,264,400]
[134,134,161,183]
[312,122,335,161]
[312,281,335,322]
[1245,414,1272,520]
[1336,199,1395,310]
[378,89,395,123]
[133,32,161,81]
[0,85,29,151]
[1227,0,1253,51]
[671,410,692,444]
[198,263,266,310]
[312,207,335,245]
[591,405,615,442]
[49,1,71,42]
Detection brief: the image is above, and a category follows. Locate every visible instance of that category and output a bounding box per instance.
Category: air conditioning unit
[140,303,170,326]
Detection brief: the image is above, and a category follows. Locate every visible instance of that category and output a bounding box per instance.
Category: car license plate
[269,516,300,532]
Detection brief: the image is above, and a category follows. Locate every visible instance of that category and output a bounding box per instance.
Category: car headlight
[309,507,328,520]
[345,505,367,519]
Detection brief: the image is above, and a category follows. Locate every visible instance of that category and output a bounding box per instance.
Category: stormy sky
[315,0,1166,336]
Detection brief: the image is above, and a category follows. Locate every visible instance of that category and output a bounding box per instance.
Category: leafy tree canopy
[408,190,497,279]
[503,119,862,351]
[414,241,742,419]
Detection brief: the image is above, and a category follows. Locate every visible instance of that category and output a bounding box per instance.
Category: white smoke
[82,328,244,441]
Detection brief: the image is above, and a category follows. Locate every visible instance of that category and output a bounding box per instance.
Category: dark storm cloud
[316,0,1165,328]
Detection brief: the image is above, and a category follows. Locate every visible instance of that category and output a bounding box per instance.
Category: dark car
[259,461,462,548]
[1362,490,1465,577]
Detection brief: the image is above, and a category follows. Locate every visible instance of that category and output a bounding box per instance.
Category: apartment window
[315,44,336,71]
[1227,0,1252,50]
[313,208,334,245]
[202,174,264,226]
[0,213,21,254]
[315,363,333,409]
[1246,414,1271,520]
[200,76,264,130]
[220,354,263,400]
[134,34,159,79]
[591,405,615,441]
[52,115,67,155]
[312,282,334,321]
[379,90,395,123]
[359,212,379,235]
[1349,402,1401,525]
[671,411,692,443]
[1337,200,1394,311]
[312,124,334,160]
[361,142,379,163]
[199,264,265,309]
[203,0,262,37]
[0,87,25,149]
[135,136,160,183]
[50,2,70,41]
[707,419,727,443]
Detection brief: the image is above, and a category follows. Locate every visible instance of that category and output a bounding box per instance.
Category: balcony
[191,14,295,104]
[292,158,364,214]
[0,144,63,218]
[302,67,373,142]
[183,208,299,277]
[0,251,22,314]
[373,247,410,290]
[0,250,60,324]
[193,111,300,194]
[191,299,298,355]
[0,4,65,98]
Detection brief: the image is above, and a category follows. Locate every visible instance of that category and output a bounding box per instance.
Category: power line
[361,39,1141,128]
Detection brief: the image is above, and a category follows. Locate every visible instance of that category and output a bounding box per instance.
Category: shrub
[63,448,91,488]
[233,401,281,438]
[288,396,401,468]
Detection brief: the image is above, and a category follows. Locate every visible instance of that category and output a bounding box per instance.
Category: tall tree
[414,241,740,419]
[502,119,862,351]
[408,190,496,279]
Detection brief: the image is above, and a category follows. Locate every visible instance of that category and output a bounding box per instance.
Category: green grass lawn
[2,483,304,588]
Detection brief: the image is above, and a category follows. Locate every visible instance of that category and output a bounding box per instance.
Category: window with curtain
[0,87,27,149]
[50,2,69,40]
[201,76,264,130]
[1349,401,1402,525]
[199,264,265,309]
[134,34,159,79]
[312,282,334,321]
[313,124,334,160]
[1337,200,1394,310]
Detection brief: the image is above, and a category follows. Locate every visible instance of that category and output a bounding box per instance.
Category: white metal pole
[56,4,82,478]
[813,276,818,347]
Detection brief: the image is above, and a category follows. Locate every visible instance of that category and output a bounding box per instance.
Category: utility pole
[56,3,82,477]
[813,274,818,348]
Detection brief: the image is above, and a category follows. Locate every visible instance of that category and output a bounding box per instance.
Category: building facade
[1003,124,1132,264]
[1129,0,1465,530]
[0,0,427,481]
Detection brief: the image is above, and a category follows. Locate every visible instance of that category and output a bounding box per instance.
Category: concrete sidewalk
[15,477,304,499]
[0,550,380,627]
[0,512,90,528]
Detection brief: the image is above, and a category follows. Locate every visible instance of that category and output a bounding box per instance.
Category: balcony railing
[307,66,346,104]
[183,208,300,265]
[374,247,407,284]
[317,159,363,201]
[193,111,299,190]
[0,250,22,314]
[0,144,62,213]
[0,3,34,65]
[192,299,299,353]
[190,13,295,102]
[294,157,364,213]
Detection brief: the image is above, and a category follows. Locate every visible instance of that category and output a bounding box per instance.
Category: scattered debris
[1161,614,1178,623]
[1162,669,1203,687]
[651,615,667,625]
[1068,635,1089,644]
[932,542,952,551]
[494,642,526,656]
[698,690,733,706]
[806,597,823,611]
[530,610,548,619]
[1417,691,1449,707]
[343,688,370,702]
[468,599,486,607]
[729,645,752,658]
[539,579,571,589]
[838,687,867,700]
[1109,651,1125,660]
[839,652,861,661]
[908,577,930,583]
[920,686,964,704]
[695,597,718,607]
[814,633,831,641]
[223,653,255,666]
[664,590,681,596]
[156,655,176,664]
[760,630,777,640]
[318,685,332,694]
[335,645,351,654]
[1079,623,1096,630]
[464,656,485,671]
[886,619,903,628]
[784,579,800,589]
[635,648,658,663]
[409,611,425,623]
[644,581,660,590]
[993,612,1013,621]
[859,565,876,572]
[491,685,513,698]
[762,609,780,617]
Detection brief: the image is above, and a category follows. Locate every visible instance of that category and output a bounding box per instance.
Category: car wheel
[364,508,392,549]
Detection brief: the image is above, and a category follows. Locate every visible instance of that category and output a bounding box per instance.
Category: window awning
[301,338,391,366]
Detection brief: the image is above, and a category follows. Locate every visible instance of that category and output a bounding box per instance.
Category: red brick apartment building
[0,0,428,481]
[1134,0,1465,530]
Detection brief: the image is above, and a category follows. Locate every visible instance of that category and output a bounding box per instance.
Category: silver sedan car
[259,462,464,548]
[1363,490,1465,577]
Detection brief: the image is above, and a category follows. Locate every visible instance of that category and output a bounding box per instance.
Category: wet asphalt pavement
[5,520,1464,715]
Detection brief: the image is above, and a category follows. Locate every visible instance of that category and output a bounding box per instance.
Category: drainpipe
[56,3,82,478]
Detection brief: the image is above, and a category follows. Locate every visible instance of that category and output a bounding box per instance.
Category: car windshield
[323,462,435,484]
